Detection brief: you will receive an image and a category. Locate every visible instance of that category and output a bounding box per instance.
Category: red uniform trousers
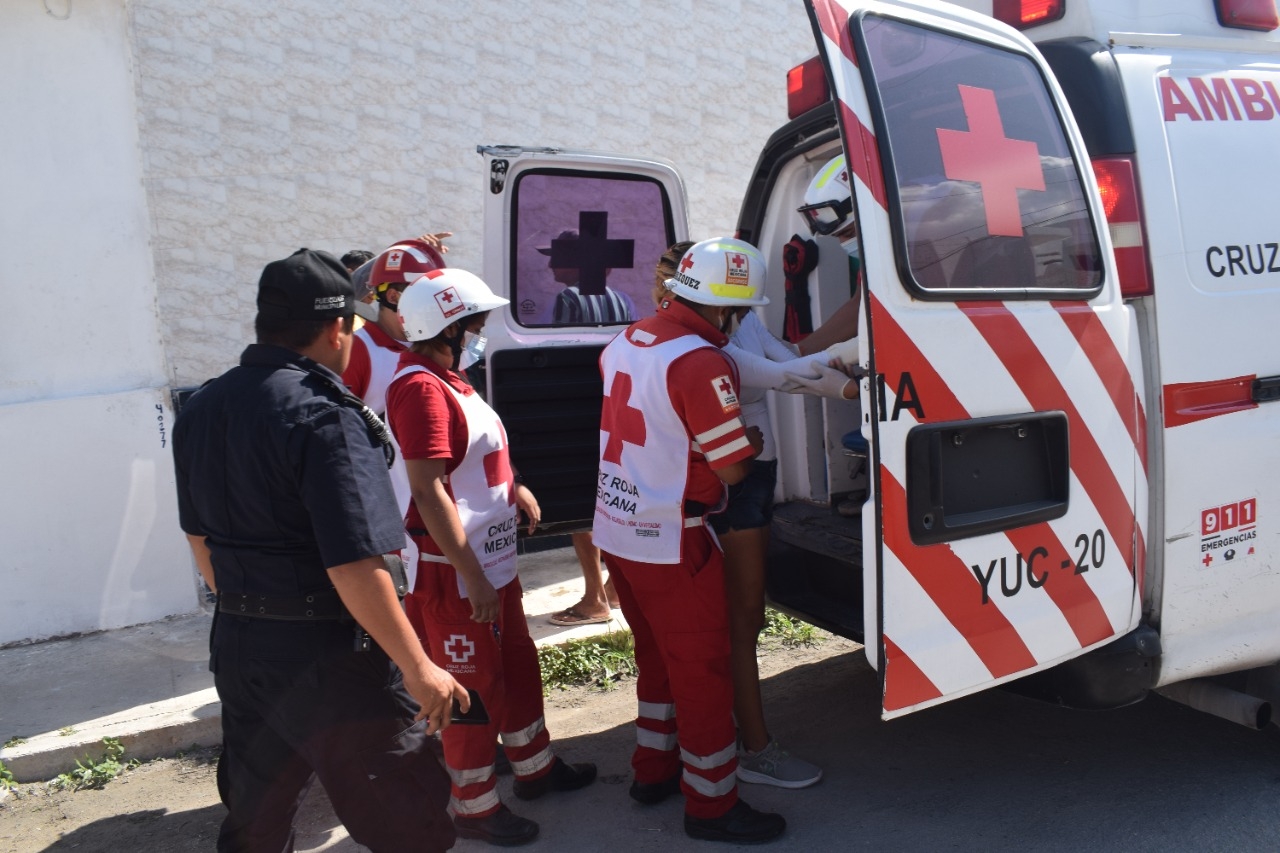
[603,525,739,819]
[404,542,553,819]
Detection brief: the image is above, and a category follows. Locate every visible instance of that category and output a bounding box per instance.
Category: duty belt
[217,589,350,621]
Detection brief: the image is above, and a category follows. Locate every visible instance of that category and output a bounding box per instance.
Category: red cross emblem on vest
[483,447,515,506]
[936,84,1046,238]
[602,372,647,465]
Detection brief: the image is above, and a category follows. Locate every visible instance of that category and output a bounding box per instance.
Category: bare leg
[719,526,770,753]
[554,532,612,621]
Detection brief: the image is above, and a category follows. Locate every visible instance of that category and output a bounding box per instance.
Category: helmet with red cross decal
[663,238,769,307]
[368,239,446,296]
[398,268,509,342]
[798,154,856,238]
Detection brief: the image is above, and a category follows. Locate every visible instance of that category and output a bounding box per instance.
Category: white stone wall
[128,0,817,385]
[1,0,194,644]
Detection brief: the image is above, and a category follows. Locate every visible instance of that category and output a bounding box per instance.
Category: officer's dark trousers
[211,615,454,853]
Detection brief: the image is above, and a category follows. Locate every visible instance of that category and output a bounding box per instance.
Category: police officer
[593,238,787,844]
[173,248,468,853]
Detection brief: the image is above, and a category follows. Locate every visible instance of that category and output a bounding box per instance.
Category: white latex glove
[825,336,859,368]
[784,363,856,399]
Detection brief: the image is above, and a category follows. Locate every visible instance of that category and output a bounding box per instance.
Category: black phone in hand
[450,688,489,725]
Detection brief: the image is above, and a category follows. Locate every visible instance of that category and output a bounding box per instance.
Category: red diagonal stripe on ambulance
[1000,527,1116,647]
[1052,303,1148,475]
[811,0,858,68]
[882,474,1037,677]
[873,293,1117,647]
[882,634,942,712]
[960,303,1137,578]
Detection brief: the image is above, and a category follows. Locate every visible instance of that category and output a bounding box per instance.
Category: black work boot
[629,771,682,805]
[510,757,597,801]
[684,799,786,844]
[452,804,539,846]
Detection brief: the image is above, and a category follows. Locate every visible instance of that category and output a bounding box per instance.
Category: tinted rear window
[861,16,1103,295]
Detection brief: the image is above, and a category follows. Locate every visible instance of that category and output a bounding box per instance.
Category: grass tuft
[47,737,138,792]
[538,629,637,692]
[761,608,821,647]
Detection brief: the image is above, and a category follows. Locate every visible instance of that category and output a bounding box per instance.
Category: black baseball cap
[256,249,354,321]
[536,229,578,255]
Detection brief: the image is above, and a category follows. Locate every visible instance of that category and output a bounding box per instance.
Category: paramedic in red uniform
[343,239,448,588]
[594,238,787,844]
[385,268,596,847]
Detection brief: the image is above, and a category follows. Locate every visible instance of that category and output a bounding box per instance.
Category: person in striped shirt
[539,229,638,325]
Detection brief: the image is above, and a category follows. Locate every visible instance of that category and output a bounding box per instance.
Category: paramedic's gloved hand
[825,337,859,370]
[785,363,858,399]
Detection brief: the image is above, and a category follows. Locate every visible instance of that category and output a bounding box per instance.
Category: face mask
[458,330,487,371]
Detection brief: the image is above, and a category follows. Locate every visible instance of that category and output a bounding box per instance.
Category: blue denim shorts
[709,459,778,534]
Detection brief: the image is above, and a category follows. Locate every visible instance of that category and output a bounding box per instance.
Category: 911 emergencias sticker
[1200,497,1258,568]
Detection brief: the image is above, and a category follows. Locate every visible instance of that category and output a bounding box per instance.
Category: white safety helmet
[798,154,856,237]
[398,268,509,342]
[663,238,769,307]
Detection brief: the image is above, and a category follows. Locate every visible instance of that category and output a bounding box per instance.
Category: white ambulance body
[476,0,1280,725]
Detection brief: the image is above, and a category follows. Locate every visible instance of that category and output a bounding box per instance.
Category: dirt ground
[0,634,856,853]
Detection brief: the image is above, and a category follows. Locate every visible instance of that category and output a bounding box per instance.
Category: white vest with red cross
[593,328,717,565]
[354,326,413,522]
[353,325,404,417]
[392,365,519,597]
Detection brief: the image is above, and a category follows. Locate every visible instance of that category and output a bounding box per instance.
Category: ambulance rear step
[767,501,863,640]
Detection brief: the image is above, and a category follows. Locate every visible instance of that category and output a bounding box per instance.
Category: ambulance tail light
[992,0,1066,30]
[788,56,829,119]
[1214,0,1280,31]
[1092,156,1152,298]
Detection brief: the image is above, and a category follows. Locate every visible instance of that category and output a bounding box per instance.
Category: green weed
[3,736,26,748]
[0,759,16,791]
[538,629,636,692]
[47,737,138,792]
[761,608,821,647]
[57,726,76,737]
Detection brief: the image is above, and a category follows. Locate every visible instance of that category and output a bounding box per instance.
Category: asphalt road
[322,639,1280,852]
[14,637,1279,851]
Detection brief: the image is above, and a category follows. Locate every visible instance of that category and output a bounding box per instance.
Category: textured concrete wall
[128,0,816,385]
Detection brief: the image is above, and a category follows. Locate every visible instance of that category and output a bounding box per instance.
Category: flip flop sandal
[549,606,612,627]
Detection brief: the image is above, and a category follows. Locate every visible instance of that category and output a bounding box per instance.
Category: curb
[1,688,222,783]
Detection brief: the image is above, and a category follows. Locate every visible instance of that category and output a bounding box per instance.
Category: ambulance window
[510,170,676,327]
[861,16,1103,296]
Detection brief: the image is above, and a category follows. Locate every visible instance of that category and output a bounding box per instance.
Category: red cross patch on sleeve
[711,374,739,413]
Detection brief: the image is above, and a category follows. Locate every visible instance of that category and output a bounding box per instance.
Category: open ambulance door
[475,145,689,534]
[804,0,1146,718]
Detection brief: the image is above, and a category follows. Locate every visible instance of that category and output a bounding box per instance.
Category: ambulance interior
[747,139,868,642]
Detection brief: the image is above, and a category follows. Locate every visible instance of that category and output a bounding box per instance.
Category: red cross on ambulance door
[804,0,1144,719]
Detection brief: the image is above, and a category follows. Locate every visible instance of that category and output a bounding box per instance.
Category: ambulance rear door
[476,146,689,533]
[804,0,1146,718]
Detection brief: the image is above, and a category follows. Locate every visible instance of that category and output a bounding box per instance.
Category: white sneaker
[736,740,822,789]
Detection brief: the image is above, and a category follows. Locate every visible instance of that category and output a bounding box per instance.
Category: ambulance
[474,0,1280,726]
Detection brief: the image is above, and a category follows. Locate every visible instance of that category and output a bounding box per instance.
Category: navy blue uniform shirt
[173,344,404,600]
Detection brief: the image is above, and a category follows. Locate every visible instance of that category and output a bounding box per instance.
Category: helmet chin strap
[445,325,466,370]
